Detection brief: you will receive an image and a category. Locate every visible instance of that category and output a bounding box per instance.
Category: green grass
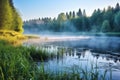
[0,40,35,80]
[0,40,55,80]
[27,46,55,61]
[37,63,109,80]
[0,40,110,80]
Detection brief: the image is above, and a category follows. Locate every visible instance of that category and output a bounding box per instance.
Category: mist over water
[26,32,120,52]
[24,32,120,52]
[35,36,120,80]
[24,32,120,80]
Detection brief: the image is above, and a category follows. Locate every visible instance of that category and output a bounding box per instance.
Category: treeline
[24,3,120,33]
[0,0,23,33]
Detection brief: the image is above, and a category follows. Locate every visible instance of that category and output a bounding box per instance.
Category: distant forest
[24,3,120,33]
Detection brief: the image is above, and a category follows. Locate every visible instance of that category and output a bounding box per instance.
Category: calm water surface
[27,36,120,80]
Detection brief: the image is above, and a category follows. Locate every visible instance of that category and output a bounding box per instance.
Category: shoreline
[23,35,120,45]
[23,36,91,44]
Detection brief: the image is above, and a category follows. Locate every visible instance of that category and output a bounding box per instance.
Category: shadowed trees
[77,9,82,17]
[101,20,111,32]
[114,11,120,31]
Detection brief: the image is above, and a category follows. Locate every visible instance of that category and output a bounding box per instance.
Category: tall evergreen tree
[73,11,75,18]
[83,9,86,17]
[114,3,120,13]
[101,20,111,32]
[0,0,23,33]
[77,8,82,17]
[9,0,23,33]
[114,11,120,31]
[69,11,72,19]
[66,12,69,19]
[0,0,13,30]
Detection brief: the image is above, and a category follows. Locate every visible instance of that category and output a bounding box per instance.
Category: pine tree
[9,0,23,33]
[114,11,120,32]
[69,11,72,19]
[101,20,111,32]
[83,9,86,17]
[77,8,82,17]
[114,3,120,13]
[0,0,13,30]
[0,0,23,33]
[73,11,75,18]
[66,12,69,19]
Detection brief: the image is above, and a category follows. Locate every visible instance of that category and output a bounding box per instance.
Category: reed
[0,40,111,80]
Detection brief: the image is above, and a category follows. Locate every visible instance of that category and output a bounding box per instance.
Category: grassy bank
[0,40,34,80]
[0,30,27,45]
[0,40,55,80]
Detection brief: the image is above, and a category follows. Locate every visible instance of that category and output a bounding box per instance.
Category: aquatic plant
[0,40,111,80]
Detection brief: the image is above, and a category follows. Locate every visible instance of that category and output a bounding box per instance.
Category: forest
[24,3,120,33]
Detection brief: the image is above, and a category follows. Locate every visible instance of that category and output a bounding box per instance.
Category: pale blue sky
[13,0,120,20]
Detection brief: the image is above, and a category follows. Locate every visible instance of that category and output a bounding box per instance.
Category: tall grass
[0,40,110,80]
[27,46,55,61]
[0,40,36,80]
[0,40,53,80]
[37,63,110,80]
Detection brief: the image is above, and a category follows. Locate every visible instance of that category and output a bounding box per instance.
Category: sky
[13,0,120,20]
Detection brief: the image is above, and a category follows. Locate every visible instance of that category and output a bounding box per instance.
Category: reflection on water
[40,36,120,52]
[24,36,120,80]
[37,45,120,80]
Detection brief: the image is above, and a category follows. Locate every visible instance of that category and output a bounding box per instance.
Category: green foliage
[24,3,120,33]
[0,0,23,33]
[73,11,76,18]
[114,11,120,31]
[101,20,111,32]
[13,10,23,33]
[115,3,120,13]
[57,13,67,23]
[0,40,111,80]
[0,41,36,80]
[69,11,73,19]
[77,8,82,17]
[0,0,13,30]
[90,9,103,28]
[10,0,23,33]
[0,40,55,80]
[82,16,90,31]
[27,46,54,61]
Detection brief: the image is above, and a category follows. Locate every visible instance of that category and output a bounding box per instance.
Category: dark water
[35,36,120,80]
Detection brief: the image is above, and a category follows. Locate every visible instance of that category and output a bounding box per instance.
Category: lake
[25,35,120,80]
